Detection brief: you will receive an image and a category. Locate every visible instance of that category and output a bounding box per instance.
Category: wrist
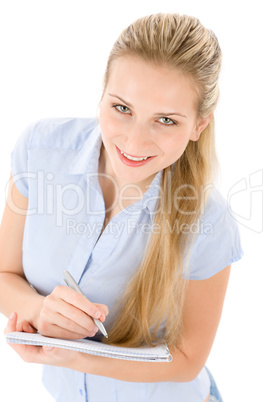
[30,294,45,330]
[70,351,97,374]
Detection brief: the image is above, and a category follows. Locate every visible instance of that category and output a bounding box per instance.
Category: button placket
[63,186,105,284]
[89,206,142,271]
[74,371,88,401]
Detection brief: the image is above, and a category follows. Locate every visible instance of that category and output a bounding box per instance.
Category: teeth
[121,150,149,161]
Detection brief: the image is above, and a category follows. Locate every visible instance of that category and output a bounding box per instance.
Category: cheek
[161,133,191,161]
[100,103,129,137]
[99,108,119,140]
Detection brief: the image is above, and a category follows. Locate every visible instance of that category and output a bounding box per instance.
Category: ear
[190,113,213,142]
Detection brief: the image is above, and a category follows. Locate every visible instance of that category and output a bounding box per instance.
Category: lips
[116,146,155,167]
[119,149,151,160]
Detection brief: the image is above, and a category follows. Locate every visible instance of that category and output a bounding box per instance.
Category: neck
[98,142,157,195]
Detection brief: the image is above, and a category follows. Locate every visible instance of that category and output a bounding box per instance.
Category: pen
[63,270,108,338]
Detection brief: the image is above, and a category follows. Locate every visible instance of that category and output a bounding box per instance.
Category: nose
[124,123,150,154]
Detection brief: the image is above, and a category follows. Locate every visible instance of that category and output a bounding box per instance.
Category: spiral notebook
[6,332,172,362]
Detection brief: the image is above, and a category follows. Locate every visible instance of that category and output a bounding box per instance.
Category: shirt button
[79,389,83,396]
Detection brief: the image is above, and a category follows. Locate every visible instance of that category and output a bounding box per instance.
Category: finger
[41,297,98,336]
[51,311,98,337]
[22,322,36,333]
[17,320,36,333]
[8,343,44,364]
[55,286,103,320]
[24,322,36,333]
[94,304,109,322]
[17,321,23,332]
[45,288,102,330]
[4,312,17,335]
[40,323,97,339]
[43,346,54,352]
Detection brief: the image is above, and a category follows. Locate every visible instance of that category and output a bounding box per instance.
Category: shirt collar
[64,120,163,218]
[64,121,102,176]
[127,170,163,219]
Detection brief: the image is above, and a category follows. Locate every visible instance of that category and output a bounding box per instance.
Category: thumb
[43,346,54,352]
[4,312,17,335]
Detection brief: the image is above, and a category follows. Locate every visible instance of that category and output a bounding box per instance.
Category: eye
[113,104,131,114]
[158,117,177,126]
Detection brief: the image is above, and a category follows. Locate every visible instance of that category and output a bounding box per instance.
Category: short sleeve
[10,122,35,197]
[185,189,244,280]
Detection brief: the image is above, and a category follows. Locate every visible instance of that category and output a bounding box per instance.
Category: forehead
[106,56,198,113]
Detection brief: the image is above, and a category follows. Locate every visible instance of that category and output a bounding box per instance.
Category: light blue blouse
[11,117,243,402]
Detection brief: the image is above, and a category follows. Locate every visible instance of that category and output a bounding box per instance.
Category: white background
[0,0,267,401]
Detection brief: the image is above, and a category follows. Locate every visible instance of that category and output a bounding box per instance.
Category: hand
[5,312,79,367]
[9,314,36,334]
[37,286,109,339]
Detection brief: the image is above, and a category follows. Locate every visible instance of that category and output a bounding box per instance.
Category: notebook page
[6,332,172,362]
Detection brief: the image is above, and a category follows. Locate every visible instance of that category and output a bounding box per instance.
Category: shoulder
[201,186,229,227]
[185,187,243,280]
[17,117,98,151]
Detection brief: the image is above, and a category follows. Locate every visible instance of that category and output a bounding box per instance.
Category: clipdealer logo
[7,169,264,234]
[227,170,263,233]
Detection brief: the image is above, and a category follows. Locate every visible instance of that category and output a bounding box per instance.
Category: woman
[0,13,243,402]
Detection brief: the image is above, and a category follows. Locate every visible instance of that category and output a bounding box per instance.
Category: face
[99,56,211,191]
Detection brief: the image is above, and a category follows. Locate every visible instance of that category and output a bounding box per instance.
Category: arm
[0,174,108,338]
[0,174,44,327]
[71,265,231,382]
[5,263,231,383]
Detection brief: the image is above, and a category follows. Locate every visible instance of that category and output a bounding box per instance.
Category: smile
[120,150,150,161]
[115,146,155,167]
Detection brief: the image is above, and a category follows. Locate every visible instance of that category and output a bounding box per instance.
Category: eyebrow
[108,93,187,118]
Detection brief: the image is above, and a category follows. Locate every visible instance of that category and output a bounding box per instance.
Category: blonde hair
[102,13,222,349]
